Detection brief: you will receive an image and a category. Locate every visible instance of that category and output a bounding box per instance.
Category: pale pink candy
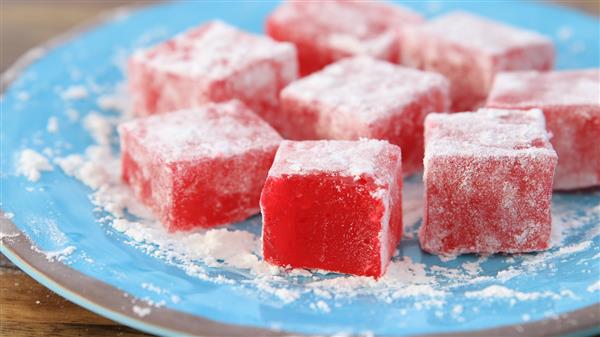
[399,11,554,111]
[487,69,600,190]
[279,57,450,175]
[119,100,282,231]
[421,108,557,255]
[128,20,298,132]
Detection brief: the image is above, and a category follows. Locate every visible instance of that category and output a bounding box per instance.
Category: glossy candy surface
[261,140,403,277]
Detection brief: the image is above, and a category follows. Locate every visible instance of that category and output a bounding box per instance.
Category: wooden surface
[0,1,598,337]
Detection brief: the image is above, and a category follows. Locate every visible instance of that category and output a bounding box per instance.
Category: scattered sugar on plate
[46,116,59,133]
[132,305,151,317]
[556,26,573,41]
[16,149,53,182]
[66,108,79,122]
[61,85,88,100]
[37,245,76,263]
[587,281,600,293]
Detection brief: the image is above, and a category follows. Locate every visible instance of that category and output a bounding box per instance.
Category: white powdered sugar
[488,69,600,107]
[421,11,552,55]
[84,112,115,145]
[119,101,282,162]
[132,305,152,317]
[465,285,564,301]
[282,57,450,125]
[61,85,88,100]
[46,116,59,133]
[424,108,555,159]
[133,20,296,80]
[270,1,422,59]
[43,246,77,263]
[268,139,400,185]
[587,281,600,293]
[16,149,53,182]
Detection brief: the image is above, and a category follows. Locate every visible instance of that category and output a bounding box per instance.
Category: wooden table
[1,1,598,336]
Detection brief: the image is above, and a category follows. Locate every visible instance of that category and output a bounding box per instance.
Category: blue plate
[1,1,599,337]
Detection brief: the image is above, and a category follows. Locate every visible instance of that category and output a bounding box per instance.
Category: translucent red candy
[128,20,297,132]
[261,140,403,277]
[487,69,600,190]
[399,11,554,111]
[279,57,450,175]
[420,109,557,256]
[266,0,423,76]
[119,101,282,232]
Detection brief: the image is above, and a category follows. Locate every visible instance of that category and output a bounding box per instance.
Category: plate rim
[1,2,599,337]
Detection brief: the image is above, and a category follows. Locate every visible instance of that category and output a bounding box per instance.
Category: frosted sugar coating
[131,20,296,80]
[488,69,600,107]
[421,11,552,55]
[268,139,401,184]
[118,101,282,163]
[282,57,450,124]
[425,108,556,159]
[269,0,422,56]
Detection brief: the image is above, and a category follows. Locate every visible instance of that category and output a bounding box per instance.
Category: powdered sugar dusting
[268,139,400,185]
[16,149,53,182]
[43,246,77,263]
[425,108,556,159]
[133,20,296,80]
[487,69,600,108]
[281,57,450,124]
[119,100,282,162]
[270,1,422,59]
[422,11,552,55]
[60,85,88,100]
[132,305,151,317]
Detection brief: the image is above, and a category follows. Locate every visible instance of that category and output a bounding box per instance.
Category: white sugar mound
[16,149,53,182]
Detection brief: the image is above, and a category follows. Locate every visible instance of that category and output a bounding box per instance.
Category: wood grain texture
[0,1,597,337]
[0,264,150,336]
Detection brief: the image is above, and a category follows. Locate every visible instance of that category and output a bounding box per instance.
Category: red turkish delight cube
[420,108,557,255]
[487,69,600,190]
[128,20,298,132]
[279,57,450,175]
[399,11,554,111]
[266,0,423,76]
[119,101,282,231]
[261,139,403,277]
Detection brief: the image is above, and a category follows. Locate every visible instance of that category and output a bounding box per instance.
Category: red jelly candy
[279,57,450,175]
[266,0,423,76]
[119,101,282,231]
[399,11,554,111]
[487,69,600,190]
[420,108,557,255]
[128,20,298,132]
[261,139,403,277]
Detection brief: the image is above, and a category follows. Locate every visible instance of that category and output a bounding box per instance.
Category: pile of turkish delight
[121,0,599,278]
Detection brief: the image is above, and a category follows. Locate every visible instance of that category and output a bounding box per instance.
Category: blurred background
[0,1,598,336]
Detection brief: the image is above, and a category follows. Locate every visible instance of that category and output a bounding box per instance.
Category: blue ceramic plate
[1,1,599,337]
